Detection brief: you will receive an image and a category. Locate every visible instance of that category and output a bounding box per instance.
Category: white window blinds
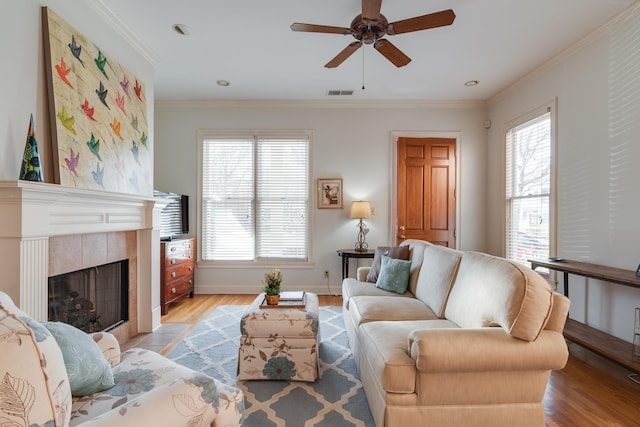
[201,134,309,262]
[506,111,551,265]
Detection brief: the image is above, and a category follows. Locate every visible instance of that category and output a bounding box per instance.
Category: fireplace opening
[48,259,129,333]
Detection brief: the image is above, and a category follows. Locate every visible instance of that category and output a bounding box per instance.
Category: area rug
[167,305,375,427]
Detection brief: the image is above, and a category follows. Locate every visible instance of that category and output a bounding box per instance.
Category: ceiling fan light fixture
[172,24,191,36]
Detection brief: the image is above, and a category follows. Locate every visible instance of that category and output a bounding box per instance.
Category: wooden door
[397,137,456,247]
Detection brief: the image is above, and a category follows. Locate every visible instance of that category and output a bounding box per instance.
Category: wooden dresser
[160,237,195,315]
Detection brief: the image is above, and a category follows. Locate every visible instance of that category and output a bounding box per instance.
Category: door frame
[390,131,462,247]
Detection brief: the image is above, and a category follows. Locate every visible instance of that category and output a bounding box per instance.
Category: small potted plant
[262,268,282,305]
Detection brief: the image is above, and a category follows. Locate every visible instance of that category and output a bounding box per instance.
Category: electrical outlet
[324,270,329,278]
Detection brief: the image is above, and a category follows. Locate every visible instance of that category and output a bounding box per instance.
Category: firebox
[48,259,129,333]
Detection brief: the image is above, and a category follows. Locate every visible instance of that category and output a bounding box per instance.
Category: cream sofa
[342,240,570,427]
[0,291,244,427]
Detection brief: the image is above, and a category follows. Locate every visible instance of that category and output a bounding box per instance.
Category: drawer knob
[189,266,193,271]
[171,259,176,265]
[188,279,193,285]
[171,271,177,278]
[171,287,177,294]
[170,247,176,252]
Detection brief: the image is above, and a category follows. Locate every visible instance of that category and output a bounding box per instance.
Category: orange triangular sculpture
[19,114,43,182]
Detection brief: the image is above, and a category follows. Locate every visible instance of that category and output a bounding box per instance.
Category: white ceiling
[99,0,635,101]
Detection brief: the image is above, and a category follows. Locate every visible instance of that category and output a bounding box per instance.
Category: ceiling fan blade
[387,9,456,35]
[374,39,411,67]
[290,23,351,35]
[325,41,363,68]
[362,0,382,21]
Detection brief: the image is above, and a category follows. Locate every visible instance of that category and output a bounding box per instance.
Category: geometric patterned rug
[166,305,375,427]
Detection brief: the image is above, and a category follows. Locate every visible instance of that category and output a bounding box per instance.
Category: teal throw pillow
[375,255,411,294]
[44,322,115,396]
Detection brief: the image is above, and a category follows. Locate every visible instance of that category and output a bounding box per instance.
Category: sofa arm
[90,332,121,367]
[408,328,568,373]
[75,374,244,427]
[356,267,370,281]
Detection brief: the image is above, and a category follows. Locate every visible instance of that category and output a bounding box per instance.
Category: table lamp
[349,201,372,252]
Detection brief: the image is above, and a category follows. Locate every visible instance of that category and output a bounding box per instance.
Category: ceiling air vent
[327,90,354,96]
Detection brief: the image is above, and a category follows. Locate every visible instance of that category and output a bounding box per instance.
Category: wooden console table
[529,258,640,373]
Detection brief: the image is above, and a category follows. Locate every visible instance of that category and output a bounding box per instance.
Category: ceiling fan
[290,0,455,68]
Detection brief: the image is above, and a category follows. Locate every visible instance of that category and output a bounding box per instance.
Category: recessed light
[216,80,230,87]
[172,24,190,36]
[464,80,479,87]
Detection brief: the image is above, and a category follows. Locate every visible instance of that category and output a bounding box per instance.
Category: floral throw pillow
[44,322,115,396]
[375,255,411,294]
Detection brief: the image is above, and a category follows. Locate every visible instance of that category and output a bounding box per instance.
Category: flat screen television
[154,190,189,240]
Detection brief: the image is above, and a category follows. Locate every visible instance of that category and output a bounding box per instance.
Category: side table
[337,248,375,280]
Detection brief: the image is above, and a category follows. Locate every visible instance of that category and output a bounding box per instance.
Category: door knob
[399,226,405,231]
[399,235,406,240]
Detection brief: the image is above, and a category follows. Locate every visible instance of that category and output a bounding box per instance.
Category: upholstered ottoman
[238,292,320,382]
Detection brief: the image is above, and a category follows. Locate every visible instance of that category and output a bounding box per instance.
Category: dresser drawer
[164,261,194,282]
[164,277,194,301]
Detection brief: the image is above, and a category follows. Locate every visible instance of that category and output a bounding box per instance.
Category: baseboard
[194,284,341,296]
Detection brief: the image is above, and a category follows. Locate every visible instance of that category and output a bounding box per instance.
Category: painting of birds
[140,132,148,148]
[80,99,96,121]
[56,106,77,135]
[94,50,108,79]
[110,117,123,140]
[68,34,85,67]
[55,57,73,89]
[91,162,105,188]
[120,76,130,97]
[131,140,140,165]
[65,148,80,177]
[115,92,126,114]
[130,114,138,131]
[95,81,109,109]
[134,79,143,101]
[86,133,102,161]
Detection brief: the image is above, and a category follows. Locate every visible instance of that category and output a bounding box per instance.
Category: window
[199,132,310,262]
[505,105,555,265]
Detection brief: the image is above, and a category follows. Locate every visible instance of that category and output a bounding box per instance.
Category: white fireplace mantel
[0,180,164,332]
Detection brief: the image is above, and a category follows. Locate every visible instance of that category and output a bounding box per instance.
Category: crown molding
[87,0,160,66]
[155,98,487,110]
[488,1,640,106]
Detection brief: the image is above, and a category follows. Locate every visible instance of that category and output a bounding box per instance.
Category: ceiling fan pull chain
[362,47,366,90]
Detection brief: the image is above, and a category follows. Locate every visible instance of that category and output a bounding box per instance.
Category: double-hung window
[199,131,310,262]
[505,104,556,265]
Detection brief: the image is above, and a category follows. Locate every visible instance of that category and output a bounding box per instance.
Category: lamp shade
[349,201,371,219]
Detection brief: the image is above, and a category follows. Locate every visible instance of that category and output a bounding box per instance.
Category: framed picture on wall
[317,178,343,209]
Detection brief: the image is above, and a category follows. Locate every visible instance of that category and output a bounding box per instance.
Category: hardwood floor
[146,294,640,427]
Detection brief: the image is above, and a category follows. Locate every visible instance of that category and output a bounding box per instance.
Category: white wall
[487,10,640,342]
[0,0,155,184]
[154,101,487,295]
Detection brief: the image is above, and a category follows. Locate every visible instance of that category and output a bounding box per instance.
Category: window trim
[502,99,558,264]
[196,129,314,268]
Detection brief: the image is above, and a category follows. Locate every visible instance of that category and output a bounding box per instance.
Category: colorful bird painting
[55,57,73,89]
[96,81,109,109]
[65,147,80,177]
[80,99,97,121]
[68,35,85,67]
[56,106,77,135]
[130,114,138,131]
[94,50,108,79]
[115,92,126,114]
[120,76,130,97]
[134,79,143,101]
[110,117,123,140]
[140,131,148,148]
[91,162,105,188]
[131,140,140,165]
[86,133,102,161]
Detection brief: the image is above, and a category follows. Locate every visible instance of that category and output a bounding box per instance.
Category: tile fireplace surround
[0,180,166,340]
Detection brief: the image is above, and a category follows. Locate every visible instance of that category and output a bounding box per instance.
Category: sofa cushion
[350,296,439,328]
[342,279,414,311]
[414,244,463,318]
[366,246,410,283]
[44,321,115,396]
[400,239,431,295]
[376,256,411,294]
[0,291,72,427]
[444,252,554,341]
